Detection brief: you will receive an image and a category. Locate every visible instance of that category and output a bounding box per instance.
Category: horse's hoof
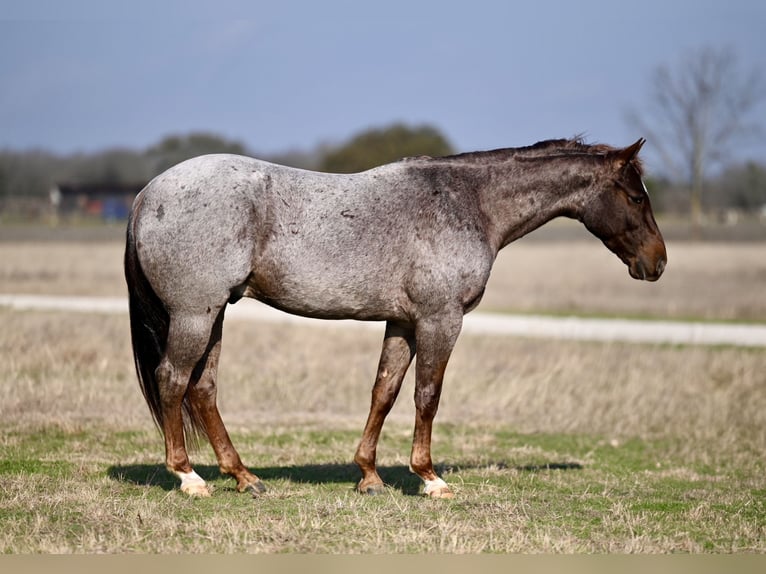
[365,485,386,496]
[358,482,386,496]
[178,470,211,497]
[181,483,212,497]
[423,478,454,499]
[242,480,267,497]
[425,487,455,499]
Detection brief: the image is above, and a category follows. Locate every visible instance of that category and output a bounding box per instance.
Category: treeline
[0,124,453,200]
[1,122,765,216]
[647,162,766,215]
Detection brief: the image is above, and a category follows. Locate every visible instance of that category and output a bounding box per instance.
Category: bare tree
[628,46,764,230]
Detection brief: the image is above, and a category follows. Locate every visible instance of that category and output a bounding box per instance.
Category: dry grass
[1,227,765,553]
[487,238,766,321]
[1,309,765,553]
[1,224,765,320]
[2,310,764,455]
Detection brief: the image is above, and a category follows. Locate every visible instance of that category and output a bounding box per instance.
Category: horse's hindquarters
[132,185,256,312]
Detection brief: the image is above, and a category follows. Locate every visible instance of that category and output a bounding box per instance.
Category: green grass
[1,424,763,553]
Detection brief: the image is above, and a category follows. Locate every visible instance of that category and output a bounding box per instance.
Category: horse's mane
[408,136,644,174]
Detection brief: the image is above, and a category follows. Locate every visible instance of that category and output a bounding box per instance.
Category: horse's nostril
[656,258,666,276]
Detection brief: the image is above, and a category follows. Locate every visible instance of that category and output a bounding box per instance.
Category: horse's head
[582,138,667,282]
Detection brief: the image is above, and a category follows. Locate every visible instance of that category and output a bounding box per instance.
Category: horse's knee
[414,386,442,419]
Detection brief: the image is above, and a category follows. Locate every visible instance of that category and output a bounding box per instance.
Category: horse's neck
[477,157,594,251]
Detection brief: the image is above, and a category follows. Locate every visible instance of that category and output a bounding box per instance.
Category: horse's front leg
[354,322,416,495]
[410,312,463,499]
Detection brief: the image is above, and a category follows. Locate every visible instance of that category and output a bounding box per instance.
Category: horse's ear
[614,138,645,169]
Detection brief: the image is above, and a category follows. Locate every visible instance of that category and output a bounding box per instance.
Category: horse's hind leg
[157,312,222,497]
[354,322,416,495]
[186,308,266,496]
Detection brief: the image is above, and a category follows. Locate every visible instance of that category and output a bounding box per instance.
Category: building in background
[51,182,144,221]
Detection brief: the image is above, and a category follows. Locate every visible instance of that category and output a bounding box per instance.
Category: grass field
[1,223,765,553]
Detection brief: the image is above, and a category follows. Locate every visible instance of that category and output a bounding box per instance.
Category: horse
[124,137,666,499]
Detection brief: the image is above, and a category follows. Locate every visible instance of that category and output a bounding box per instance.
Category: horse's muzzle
[630,255,666,282]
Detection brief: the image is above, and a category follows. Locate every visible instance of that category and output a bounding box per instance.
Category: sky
[1,0,765,173]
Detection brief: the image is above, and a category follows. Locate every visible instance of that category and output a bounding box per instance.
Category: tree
[716,161,766,212]
[627,46,764,230]
[0,150,59,198]
[146,132,248,175]
[319,123,454,173]
[60,149,153,186]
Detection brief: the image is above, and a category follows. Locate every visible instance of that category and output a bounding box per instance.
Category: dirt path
[2,293,765,347]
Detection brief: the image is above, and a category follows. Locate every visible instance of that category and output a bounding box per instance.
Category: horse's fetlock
[354,446,376,470]
[409,457,432,477]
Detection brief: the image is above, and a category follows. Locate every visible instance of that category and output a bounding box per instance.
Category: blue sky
[1,1,765,172]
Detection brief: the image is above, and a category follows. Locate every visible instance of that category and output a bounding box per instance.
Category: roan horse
[124,137,666,498]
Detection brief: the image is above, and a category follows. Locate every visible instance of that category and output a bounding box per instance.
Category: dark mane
[409,137,644,174]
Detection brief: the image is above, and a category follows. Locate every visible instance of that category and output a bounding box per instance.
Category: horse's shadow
[107,462,423,495]
[107,460,582,496]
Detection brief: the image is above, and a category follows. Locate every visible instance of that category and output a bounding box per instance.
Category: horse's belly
[244,265,408,322]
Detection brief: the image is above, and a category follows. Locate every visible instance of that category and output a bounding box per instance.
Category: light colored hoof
[423,477,454,499]
[178,470,210,497]
[181,482,212,497]
[425,486,454,499]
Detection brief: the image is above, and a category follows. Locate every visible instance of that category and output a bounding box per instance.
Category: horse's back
[130,155,409,315]
[130,153,493,322]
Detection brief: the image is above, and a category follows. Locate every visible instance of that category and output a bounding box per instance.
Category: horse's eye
[630,195,644,205]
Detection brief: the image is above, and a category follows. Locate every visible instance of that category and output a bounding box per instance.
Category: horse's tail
[124,207,169,435]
